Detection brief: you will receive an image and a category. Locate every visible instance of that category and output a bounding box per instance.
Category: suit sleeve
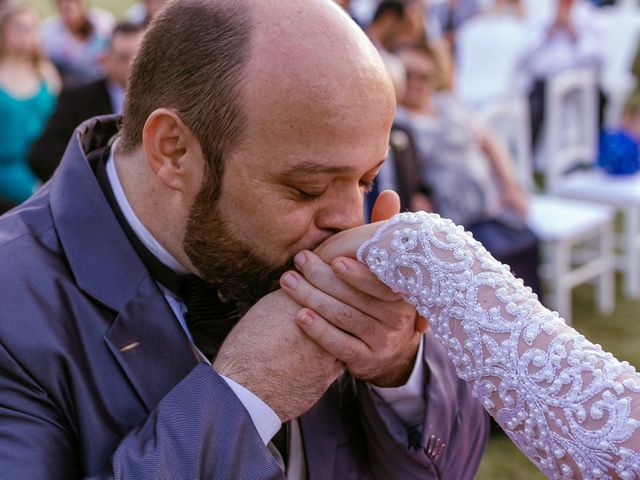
[28,90,79,182]
[0,342,283,480]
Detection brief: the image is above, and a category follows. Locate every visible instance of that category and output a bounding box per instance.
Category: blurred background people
[40,0,114,88]
[430,0,480,51]
[519,0,605,149]
[0,0,58,209]
[124,0,169,26]
[30,21,144,181]
[365,0,427,51]
[394,42,542,295]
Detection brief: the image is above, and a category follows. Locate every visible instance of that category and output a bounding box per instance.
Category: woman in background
[394,42,542,297]
[0,0,59,205]
[40,0,114,88]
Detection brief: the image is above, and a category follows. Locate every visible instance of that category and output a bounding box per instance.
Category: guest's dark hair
[120,0,253,201]
[394,41,448,89]
[373,0,414,22]
[111,21,145,39]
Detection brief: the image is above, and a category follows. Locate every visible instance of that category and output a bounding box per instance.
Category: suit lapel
[104,275,198,411]
[51,116,199,411]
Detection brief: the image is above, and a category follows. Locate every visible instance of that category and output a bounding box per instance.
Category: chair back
[544,68,599,194]
[477,96,534,192]
[456,14,527,107]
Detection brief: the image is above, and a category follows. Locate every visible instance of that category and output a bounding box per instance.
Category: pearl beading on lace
[358,212,640,480]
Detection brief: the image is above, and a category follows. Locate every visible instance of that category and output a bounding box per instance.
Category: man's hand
[279,189,426,387]
[213,289,344,422]
[280,251,422,387]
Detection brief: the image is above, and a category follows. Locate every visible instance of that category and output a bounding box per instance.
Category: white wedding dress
[358,212,640,480]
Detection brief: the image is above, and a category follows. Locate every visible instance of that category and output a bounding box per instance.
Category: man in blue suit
[0,0,488,478]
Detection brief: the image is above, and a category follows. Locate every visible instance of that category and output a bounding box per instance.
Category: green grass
[30,0,135,19]
[27,1,640,478]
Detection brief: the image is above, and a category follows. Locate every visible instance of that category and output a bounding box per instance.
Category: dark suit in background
[29,79,113,182]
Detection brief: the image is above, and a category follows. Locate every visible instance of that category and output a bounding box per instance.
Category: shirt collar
[106,141,189,275]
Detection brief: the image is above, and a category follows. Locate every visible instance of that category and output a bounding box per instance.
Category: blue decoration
[597,130,640,176]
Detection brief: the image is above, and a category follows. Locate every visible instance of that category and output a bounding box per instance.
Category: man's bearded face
[183,175,293,311]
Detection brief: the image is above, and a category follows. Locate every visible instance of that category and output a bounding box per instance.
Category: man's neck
[108,142,192,275]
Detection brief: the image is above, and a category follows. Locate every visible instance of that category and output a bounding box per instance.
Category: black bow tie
[182,275,240,360]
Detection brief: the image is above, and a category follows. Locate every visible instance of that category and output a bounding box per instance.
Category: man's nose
[315,188,365,233]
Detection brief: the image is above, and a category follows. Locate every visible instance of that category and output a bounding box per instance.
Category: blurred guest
[491,0,525,18]
[366,0,454,89]
[429,0,480,50]
[0,0,59,206]
[395,43,542,295]
[519,0,604,148]
[365,51,431,218]
[40,0,114,88]
[124,0,169,26]
[30,22,144,181]
[365,0,427,51]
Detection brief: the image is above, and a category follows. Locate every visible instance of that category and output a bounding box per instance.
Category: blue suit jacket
[0,116,488,479]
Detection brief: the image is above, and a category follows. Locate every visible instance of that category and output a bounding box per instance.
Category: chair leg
[550,241,572,324]
[597,224,615,314]
[623,205,640,298]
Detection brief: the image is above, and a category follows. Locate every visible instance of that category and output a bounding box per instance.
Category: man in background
[29,22,145,181]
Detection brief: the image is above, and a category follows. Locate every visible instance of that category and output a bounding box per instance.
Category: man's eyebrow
[280,159,386,178]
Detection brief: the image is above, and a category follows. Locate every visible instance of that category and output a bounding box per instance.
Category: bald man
[0,0,487,478]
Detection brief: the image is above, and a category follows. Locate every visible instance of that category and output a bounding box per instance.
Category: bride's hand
[312,190,429,335]
[314,189,400,263]
[313,221,385,263]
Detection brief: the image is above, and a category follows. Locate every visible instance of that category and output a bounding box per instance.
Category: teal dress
[0,82,56,203]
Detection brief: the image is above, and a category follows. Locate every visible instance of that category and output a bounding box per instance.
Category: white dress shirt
[106,144,426,469]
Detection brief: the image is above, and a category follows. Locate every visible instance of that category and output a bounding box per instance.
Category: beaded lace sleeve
[357,212,640,479]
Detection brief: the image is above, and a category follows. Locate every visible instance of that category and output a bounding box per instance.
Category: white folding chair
[455,13,528,108]
[478,96,615,322]
[544,67,640,299]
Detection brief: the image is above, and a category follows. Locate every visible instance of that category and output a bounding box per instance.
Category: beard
[183,179,293,313]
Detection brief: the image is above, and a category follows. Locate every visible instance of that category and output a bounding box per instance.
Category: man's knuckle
[341,341,358,363]
[336,306,355,327]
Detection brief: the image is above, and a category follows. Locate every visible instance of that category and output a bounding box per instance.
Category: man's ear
[141,108,201,192]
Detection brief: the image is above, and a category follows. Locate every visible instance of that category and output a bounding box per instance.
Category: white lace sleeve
[357,212,640,480]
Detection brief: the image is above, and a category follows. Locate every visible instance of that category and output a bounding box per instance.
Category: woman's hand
[314,189,400,263]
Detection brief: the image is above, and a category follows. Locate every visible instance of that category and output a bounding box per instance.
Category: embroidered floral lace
[358,212,640,479]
